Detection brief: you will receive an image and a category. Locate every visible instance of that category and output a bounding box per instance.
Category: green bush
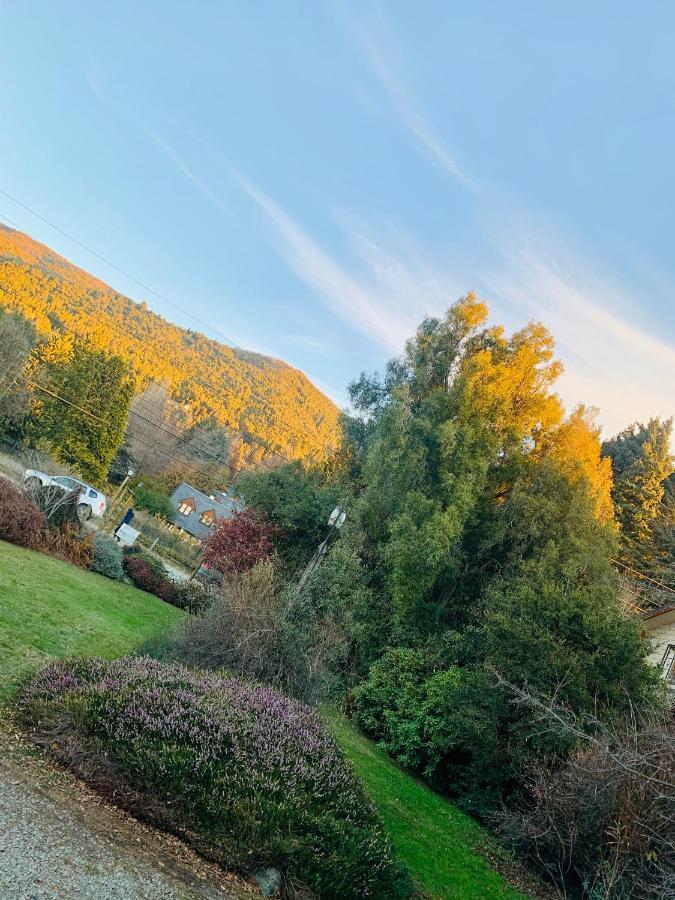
[172,580,212,615]
[90,533,125,581]
[132,484,176,520]
[352,648,509,812]
[21,657,413,899]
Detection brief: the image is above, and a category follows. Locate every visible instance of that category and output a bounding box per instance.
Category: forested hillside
[0,224,340,464]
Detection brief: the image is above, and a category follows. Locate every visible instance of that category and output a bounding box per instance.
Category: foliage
[0,478,44,548]
[603,418,674,585]
[236,461,339,570]
[39,521,93,569]
[123,555,179,605]
[0,306,37,429]
[0,224,340,465]
[20,656,412,899]
[27,336,134,483]
[131,483,176,519]
[90,533,126,581]
[336,295,661,812]
[172,580,213,615]
[0,539,183,697]
[27,483,80,529]
[174,560,355,703]
[497,685,674,900]
[201,507,275,576]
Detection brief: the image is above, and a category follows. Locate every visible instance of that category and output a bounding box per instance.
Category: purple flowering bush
[19,656,412,899]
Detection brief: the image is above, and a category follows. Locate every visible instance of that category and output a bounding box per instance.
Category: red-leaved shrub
[0,478,45,549]
[123,556,179,605]
[202,508,275,576]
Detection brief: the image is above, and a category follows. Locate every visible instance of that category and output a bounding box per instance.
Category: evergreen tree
[0,307,36,430]
[29,338,134,483]
[603,418,674,578]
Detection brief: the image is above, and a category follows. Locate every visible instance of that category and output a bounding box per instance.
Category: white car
[23,470,107,520]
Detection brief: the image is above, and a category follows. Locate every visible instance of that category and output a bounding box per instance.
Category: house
[169,482,242,541]
[642,605,675,689]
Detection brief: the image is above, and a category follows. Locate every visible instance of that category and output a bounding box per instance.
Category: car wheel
[25,476,41,489]
[77,503,91,521]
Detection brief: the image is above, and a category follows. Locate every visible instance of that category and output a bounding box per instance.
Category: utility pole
[296,504,346,596]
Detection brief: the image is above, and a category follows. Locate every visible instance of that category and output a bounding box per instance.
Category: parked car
[23,470,107,520]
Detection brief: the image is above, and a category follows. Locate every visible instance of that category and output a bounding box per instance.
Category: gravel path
[0,760,254,900]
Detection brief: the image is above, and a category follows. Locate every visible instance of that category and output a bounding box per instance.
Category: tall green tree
[29,338,134,483]
[602,418,674,579]
[0,307,37,431]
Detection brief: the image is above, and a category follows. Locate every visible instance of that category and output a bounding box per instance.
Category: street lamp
[296,504,347,596]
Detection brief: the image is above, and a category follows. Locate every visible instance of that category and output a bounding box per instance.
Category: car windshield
[53,477,76,489]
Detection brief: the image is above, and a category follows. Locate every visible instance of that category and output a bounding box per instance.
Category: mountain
[0,224,341,464]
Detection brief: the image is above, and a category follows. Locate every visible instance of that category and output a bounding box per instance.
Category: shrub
[172,580,213,615]
[39,522,92,569]
[90,533,125,581]
[352,648,504,809]
[0,478,44,548]
[132,484,176,520]
[173,562,348,702]
[28,483,80,529]
[202,508,275,576]
[123,556,179,605]
[497,685,674,899]
[20,657,412,899]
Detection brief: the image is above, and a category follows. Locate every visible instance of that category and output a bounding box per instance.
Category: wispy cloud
[220,161,417,349]
[352,28,481,195]
[482,230,675,439]
[145,128,234,218]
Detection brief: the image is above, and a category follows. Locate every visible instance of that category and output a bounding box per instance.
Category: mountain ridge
[0,224,341,464]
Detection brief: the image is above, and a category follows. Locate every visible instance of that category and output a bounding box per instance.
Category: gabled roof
[169,482,242,540]
[643,605,675,625]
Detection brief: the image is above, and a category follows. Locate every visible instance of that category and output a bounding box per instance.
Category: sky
[0,1,673,439]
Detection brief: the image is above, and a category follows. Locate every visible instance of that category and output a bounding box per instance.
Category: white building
[642,605,675,689]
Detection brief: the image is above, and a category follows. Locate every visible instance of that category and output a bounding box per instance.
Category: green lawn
[0,539,528,898]
[0,539,184,697]
[328,712,525,900]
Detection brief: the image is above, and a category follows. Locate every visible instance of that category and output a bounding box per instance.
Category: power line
[13,292,247,482]
[612,557,675,598]
[0,235,327,462]
[30,380,231,485]
[0,197,334,453]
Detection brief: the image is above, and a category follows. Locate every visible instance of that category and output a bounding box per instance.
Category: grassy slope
[0,540,183,697]
[0,540,526,899]
[328,713,524,900]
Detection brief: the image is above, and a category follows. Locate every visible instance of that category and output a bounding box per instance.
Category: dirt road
[0,723,256,900]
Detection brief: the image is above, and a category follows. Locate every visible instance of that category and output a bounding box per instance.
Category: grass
[0,539,530,898]
[328,712,526,900]
[0,539,184,698]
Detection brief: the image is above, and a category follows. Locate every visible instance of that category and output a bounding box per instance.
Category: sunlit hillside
[0,224,341,463]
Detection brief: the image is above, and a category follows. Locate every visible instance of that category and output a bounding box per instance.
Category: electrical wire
[0,197,334,453]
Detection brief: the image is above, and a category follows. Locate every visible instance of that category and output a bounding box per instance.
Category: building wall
[646,620,675,670]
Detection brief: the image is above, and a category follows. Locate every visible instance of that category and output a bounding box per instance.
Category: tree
[202,508,275,575]
[603,418,674,576]
[341,296,660,811]
[235,462,339,571]
[0,307,37,430]
[28,338,134,483]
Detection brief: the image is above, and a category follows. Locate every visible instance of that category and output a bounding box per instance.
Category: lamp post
[296,505,346,596]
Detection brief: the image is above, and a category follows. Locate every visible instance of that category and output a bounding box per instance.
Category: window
[200,511,215,526]
[88,489,98,498]
[179,502,193,516]
[660,645,675,684]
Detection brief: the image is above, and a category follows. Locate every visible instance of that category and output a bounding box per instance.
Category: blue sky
[1,1,673,438]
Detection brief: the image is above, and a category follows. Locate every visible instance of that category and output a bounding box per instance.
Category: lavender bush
[20,657,412,899]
